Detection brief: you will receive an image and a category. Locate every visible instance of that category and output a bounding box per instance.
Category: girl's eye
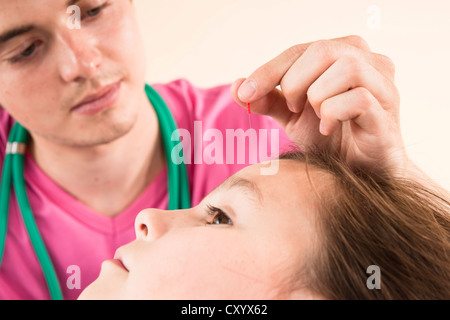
[206,205,233,226]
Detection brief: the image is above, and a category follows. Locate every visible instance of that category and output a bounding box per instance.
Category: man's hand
[231,35,407,176]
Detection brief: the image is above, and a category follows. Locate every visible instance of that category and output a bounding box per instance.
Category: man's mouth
[71,81,122,115]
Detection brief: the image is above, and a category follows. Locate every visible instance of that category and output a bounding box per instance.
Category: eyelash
[206,204,233,226]
[83,1,110,20]
[8,41,42,64]
[8,1,110,64]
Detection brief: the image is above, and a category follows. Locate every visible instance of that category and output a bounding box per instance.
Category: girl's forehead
[243,159,331,187]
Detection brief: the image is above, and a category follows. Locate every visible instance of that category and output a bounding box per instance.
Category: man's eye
[21,43,36,57]
[206,205,233,226]
[9,41,41,64]
[85,2,110,18]
[86,6,102,17]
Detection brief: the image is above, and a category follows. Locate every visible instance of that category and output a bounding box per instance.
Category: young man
[0,0,416,299]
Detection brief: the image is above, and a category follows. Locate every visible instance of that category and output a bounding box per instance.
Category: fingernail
[238,79,257,101]
[286,101,295,112]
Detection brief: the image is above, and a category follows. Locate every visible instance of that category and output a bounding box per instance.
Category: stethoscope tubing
[1,123,63,300]
[0,123,16,268]
[145,84,191,211]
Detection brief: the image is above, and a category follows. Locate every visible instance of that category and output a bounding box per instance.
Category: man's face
[0,0,146,147]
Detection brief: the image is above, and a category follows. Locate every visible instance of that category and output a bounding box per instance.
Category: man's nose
[134,208,187,241]
[56,31,102,82]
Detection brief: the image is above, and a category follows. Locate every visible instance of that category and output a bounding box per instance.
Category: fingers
[231,35,398,139]
[236,42,311,102]
[232,36,396,124]
[231,78,291,127]
[306,55,400,120]
[280,40,396,113]
[235,35,374,104]
[319,87,384,137]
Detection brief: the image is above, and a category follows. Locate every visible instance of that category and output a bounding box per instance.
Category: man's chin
[42,119,136,149]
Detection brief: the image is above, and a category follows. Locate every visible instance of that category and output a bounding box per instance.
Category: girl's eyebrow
[221,176,264,205]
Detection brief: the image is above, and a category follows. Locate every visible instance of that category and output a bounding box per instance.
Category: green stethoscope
[0,84,191,300]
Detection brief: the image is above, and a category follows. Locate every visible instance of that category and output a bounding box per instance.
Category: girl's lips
[71,81,121,115]
[113,249,129,271]
[104,259,129,272]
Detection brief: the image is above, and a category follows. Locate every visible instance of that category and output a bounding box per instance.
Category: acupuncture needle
[247,103,252,129]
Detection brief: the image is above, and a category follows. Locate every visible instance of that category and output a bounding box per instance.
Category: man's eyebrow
[0,25,35,45]
[0,0,81,45]
[67,0,81,6]
[222,176,264,205]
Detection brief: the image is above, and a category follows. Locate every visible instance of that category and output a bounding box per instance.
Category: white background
[135,0,450,190]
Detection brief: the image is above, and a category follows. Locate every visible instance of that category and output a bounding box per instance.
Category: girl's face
[79,160,330,300]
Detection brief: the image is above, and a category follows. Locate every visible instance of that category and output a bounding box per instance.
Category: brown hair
[280,147,450,299]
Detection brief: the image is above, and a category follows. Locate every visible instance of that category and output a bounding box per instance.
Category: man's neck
[28,93,166,218]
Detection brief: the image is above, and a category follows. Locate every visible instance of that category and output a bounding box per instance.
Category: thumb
[230,78,292,128]
[230,78,250,110]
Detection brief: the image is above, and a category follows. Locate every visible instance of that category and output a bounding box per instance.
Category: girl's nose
[134,208,191,241]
